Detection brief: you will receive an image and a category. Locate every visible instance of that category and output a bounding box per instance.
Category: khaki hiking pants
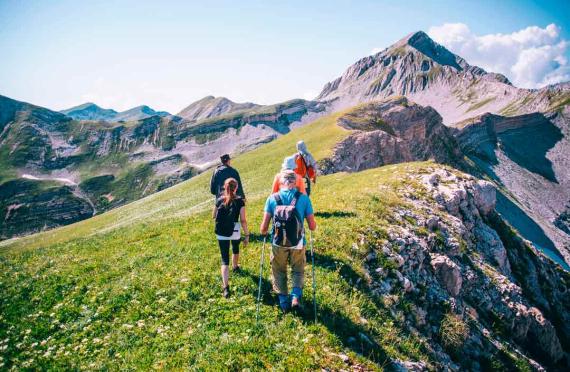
[270,245,306,295]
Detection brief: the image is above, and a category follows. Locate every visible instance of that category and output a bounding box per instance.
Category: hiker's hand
[243,235,249,247]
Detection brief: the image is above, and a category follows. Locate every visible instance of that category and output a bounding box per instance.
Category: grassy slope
[0,111,435,369]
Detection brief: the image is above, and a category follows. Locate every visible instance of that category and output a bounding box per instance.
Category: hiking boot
[232,266,242,274]
[291,297,304,316]
[222,286,230,298]
[279,303,290,314]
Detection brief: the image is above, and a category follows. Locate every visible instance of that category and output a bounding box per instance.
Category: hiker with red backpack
[293,140,317,196]
[260,170,317,314]
[271,155,307,194]
[213,178,249,298]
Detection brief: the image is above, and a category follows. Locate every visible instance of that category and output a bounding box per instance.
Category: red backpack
[295,153,316,181]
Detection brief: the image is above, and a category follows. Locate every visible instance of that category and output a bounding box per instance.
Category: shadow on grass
[246,246,402,368]
[315,211,357,219]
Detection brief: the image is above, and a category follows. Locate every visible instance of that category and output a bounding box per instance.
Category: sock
[291,287,302,300]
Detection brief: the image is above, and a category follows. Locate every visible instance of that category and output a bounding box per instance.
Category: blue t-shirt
[264,188,314,244]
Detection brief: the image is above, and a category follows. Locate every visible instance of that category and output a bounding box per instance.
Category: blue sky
[0,0,569,113]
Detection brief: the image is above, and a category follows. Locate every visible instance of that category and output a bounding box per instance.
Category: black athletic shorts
[218,239,240,265]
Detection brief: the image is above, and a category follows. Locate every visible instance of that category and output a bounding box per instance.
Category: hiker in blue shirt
[260,170,317,314]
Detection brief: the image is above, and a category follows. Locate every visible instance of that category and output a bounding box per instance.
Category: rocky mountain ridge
[316,31,569,125]
[61,103,170,122]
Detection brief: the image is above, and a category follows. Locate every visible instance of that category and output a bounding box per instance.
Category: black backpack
[215,198,238,237]
[272,191,304,247]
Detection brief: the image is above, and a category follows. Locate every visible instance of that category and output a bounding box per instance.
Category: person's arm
[239,206,249,246]
[306,214,317,231]
[210,169,218,195]
[271,174,280,193]
[260,212,272,236]
[212,205,217,219]
[234,170,246,199]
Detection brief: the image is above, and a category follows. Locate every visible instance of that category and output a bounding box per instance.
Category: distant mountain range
[1,30,569,264]
[61,102,171,122]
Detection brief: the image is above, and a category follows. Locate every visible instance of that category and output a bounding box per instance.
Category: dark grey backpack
[272,191,304,247]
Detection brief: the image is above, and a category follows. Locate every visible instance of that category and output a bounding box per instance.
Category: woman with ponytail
[212,177,249,298]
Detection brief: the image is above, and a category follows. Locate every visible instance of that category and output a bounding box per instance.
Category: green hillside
[0,111,442,370]
[2,107,553,370]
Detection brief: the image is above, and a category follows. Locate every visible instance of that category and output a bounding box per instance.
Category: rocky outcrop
[359,168,570,370]
[453,108,570,266]
[0,179,94,239]
[319,98,461,174]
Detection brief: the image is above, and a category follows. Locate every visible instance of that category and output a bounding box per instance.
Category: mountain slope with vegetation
[0,94,323,239]
[1,109,568,370]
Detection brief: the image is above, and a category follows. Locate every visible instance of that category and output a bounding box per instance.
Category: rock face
[319,97,461,174]
[316,31,569,125]
[0,179,94,239]
[430,254,462,296]
[176,96,260,121]
[453,108,570,266]
[360,168,570,370]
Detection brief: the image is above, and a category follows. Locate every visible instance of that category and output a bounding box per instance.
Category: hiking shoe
[232,266,242,274]
[279,303,290,314]
[222,286,230,298]
[291,297,304,316]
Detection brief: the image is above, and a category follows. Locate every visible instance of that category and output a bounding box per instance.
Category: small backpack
[272,191,304,247]
[215,198,237,237]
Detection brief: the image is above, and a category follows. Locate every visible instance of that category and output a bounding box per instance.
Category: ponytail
[222,178,238,206]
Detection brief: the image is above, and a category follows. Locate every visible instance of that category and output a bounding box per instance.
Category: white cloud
[370,47,384,55]
[427,23,570,88]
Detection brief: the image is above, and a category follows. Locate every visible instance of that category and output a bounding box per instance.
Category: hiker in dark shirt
[210,154,245,200]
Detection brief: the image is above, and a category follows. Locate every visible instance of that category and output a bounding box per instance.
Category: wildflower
[122,324,133,329]
[40,340,47,346]
[25,329,31,335]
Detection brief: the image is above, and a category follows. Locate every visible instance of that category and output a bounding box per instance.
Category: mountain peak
[394,30,464,70]
[177,96,259,121]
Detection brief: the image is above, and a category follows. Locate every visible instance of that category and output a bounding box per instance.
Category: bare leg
[221,265,229,288]
[232,254,239,270]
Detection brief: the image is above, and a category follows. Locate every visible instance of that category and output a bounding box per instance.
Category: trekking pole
[309,229,317,323]
[256,235,267,323]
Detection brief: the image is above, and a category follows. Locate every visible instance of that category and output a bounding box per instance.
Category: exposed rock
[430,254,462,296]
[359,169,570,370]
[319,98,461,175]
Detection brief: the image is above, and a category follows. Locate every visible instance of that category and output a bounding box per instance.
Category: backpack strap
[273,192,282,206]
[290,190,301,207]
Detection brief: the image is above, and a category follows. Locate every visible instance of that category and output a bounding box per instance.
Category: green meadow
[0,111,437,370]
